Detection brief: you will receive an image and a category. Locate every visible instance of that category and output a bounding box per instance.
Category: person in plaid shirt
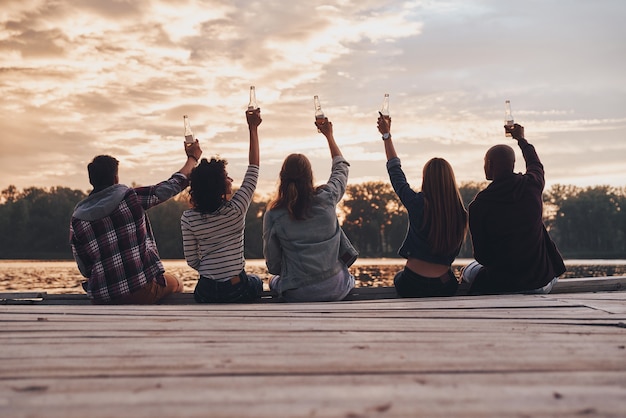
[70,141,202,304]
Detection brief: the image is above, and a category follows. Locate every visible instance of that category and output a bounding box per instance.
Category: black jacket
[468,141,566,293]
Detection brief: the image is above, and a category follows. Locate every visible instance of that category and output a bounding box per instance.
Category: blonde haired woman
[263,117,357,302]
[377,113,467,297]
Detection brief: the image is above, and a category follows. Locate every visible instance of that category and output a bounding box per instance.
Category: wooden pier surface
[1,284,625,417]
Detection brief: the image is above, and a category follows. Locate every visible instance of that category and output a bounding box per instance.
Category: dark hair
[88,155,119,190]
[267,154,315,220]
[189,157,228,213]
[421,157,468,255]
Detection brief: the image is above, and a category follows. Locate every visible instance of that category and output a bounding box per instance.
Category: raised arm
[246,108,262,166]
[505,123,544,186]
[378,112,417,205]
[178,140,202,178]
[505,123,528,148]
[315,117,342,158]
[377,112,397,160]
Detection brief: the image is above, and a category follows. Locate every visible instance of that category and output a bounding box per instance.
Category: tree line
[1,182,624,260]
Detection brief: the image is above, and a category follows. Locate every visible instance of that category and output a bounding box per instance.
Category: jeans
[461,260,559,295]
[194,270,263,303]
[269,267,355,302]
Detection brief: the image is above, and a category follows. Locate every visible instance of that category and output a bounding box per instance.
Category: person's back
[264,178,347,286]
[181,171,255,277]
[263,117,357,302]
[70,143,202,304]
[71,183,171,302]
[376,113,467,298]
[181,109,263,303]
[463,123,565,294]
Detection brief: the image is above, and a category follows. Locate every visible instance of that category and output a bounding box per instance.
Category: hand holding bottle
[316,117,333,138]
[377,111,392,139]
[504,123,525,141]
[246,107,262,129]
[184,138,202,162]
[378,111,397,160]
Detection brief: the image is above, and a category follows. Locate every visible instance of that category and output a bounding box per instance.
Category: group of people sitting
[69,108,565,305]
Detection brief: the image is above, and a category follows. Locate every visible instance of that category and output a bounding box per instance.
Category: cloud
[0,0,624,198]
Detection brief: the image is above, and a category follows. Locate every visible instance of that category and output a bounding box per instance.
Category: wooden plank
[0,292,46,303]
[552,275,626,293]
[2,329,624,377]
[3,372,625,418]
[1,292,625,417]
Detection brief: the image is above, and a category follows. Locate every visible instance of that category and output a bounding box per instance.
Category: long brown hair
[421,158,468,255]
[267,154,315,220]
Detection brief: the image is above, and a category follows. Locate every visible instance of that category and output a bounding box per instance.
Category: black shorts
[393,267,459,298]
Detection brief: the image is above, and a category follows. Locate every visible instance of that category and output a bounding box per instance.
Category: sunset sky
[1,0,625,199]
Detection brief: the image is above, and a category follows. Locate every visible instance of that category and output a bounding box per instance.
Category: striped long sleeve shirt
[181,165,258,280]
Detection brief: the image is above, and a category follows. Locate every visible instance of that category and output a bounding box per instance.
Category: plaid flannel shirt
[70,173,188,302]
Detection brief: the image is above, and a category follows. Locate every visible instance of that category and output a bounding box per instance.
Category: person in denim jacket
[377,113,467,297]
[263,117,357,302]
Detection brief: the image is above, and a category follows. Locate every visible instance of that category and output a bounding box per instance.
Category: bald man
[462,123,566,294]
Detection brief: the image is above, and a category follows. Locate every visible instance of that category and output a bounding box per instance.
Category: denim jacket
[263,156,358,292]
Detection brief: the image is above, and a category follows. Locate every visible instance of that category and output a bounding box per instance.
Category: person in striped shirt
[181,109,263,303]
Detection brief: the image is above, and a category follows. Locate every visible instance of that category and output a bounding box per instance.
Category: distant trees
[545,185,626,258]
[457,182,486,258]
[341,182,407,257]
[0,186,87,258]
[0,183,624,260]
[243,199,266,259]
[146,194,189,259]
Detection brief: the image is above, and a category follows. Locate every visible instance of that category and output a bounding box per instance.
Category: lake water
[1,258,625,294]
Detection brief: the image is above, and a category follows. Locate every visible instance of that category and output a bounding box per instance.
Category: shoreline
[1,259,626,295]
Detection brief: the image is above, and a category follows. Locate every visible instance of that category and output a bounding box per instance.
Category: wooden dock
[1,281,625,417]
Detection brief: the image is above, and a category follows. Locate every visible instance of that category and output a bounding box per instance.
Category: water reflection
[0,259,625,294]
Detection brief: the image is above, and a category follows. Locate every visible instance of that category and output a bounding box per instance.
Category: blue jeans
[194,270,263,303]
[461,260,559,294]
[269,267,355,302]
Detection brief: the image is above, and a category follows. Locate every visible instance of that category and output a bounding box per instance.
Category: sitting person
[70,141,202,304]
[377,113,467,297]
[181,109,263,303]
[462,123,566,294]
[263,116,358,302]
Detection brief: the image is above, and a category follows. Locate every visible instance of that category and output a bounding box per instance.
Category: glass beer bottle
[504,100,514,137]
[380,93,390,120]
[183,115,195,144]
[314,95,325,132]
[248,86,258,113]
